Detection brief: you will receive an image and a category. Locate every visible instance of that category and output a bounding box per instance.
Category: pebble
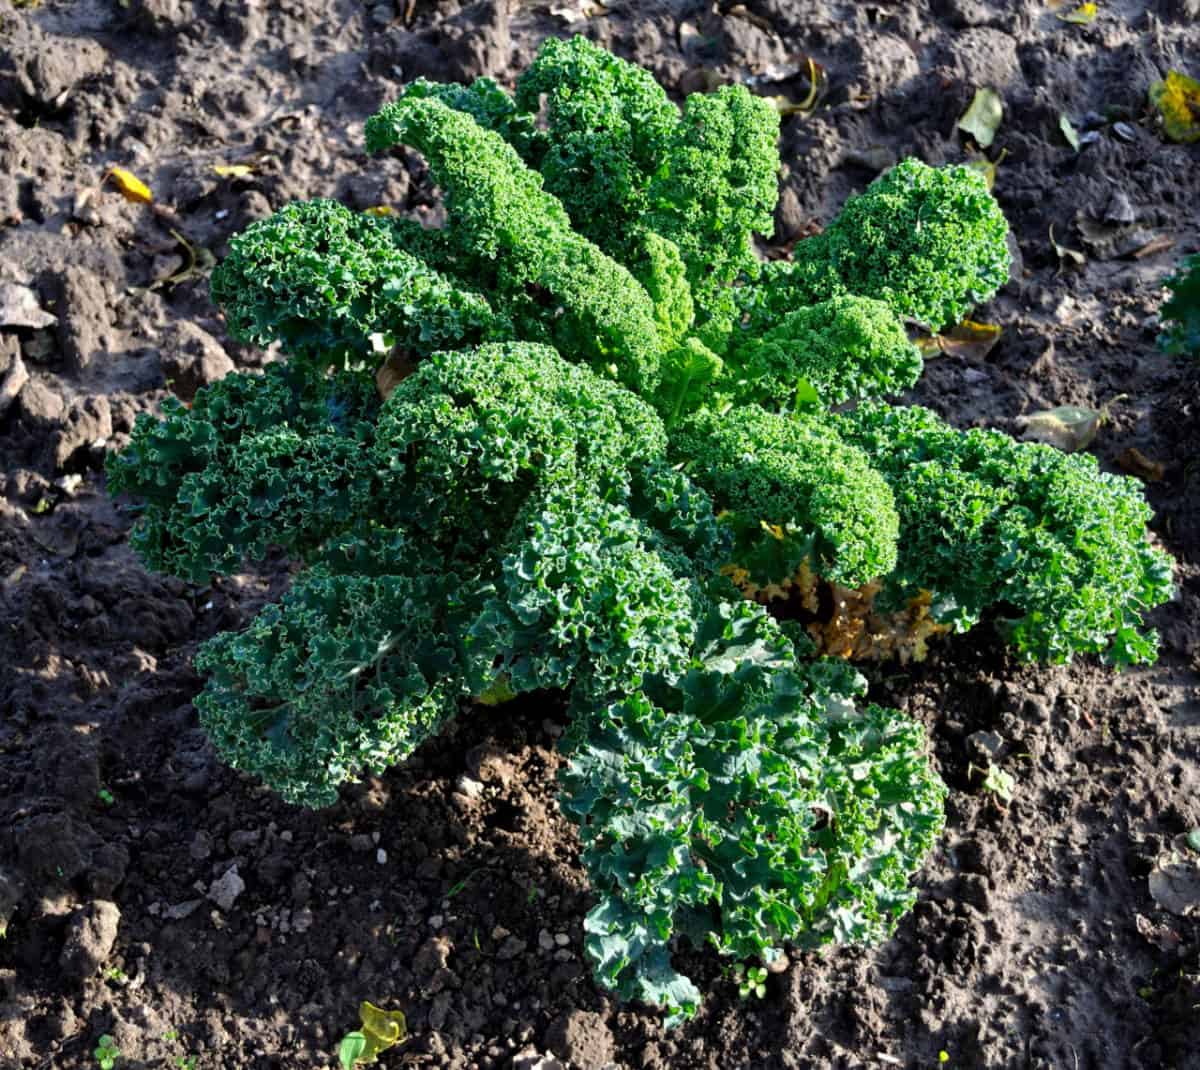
[376,848,388,865]
[497,935,528,960]
[429,914,444,929]
[207,865,246,911]
[456,775,484,799]
[538,929,555,951]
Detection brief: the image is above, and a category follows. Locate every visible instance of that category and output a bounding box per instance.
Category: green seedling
[97,787,115,806]
[733,964,768,1000]
[94,1035,120,1070]
[968,762,1015,803]
[337,1002,406,1068]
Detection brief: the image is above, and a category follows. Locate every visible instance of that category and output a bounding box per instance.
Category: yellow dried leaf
[105,167,152,205]
[363,205,394,216]
[1149,70,1200,144]
[213,164,255,178]
[1056,2,1097,23]
[963,148,1006,191]
[771,58,828,117]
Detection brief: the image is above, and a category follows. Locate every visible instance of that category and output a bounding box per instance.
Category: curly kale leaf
[365,96,663,393]
[727,295,923,408]
[513,35,680,264]
[464,487,698,700]
[561,603,946,1024]
[648,84,780,349]
[209,199,508,370]
[836,401,1175,664]
[373,342,666,547]
[745,159,1010,333]
[106,364,378,581]
[195,540,470,808]
[394,76,539,155]
[671,407,900,588]
[1159,253,1200,357]
[627,461,733,581]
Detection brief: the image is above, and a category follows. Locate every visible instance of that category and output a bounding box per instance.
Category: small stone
[292,909,313,933]
[512,1051,565,1070]
[491,925,510,940]
[538,929,555,951]
[207,865,246,911]
[59,900,121,979]
[456,775,484,798]
[497,935,527,960]
[0,283,56,329]
[1104,190,1137,226]
[162,899,204,921]
[349,834,373,852]
[429,914,444,929]
[553,933,569,947]
[376,848,388,865]
[966,730,1005,763]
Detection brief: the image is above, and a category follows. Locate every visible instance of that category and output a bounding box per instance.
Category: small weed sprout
[969,762,1015,803]
[94,1035,120,1070]
[733,964,768,999]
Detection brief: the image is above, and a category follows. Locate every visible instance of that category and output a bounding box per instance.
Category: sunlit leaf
[213,164,255,178]
[358,1001,406,1060]
[363,205,394,216]
[771,58,828,116]
[957,88,1004,149]
[550,0,608,20]
[1018,402,1120,452]
[1059,113,1081,151]
[1056,2,1097,24]
[105,167,152,205]
[1149,70,1200,144]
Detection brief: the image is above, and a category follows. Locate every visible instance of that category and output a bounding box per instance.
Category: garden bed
[1,1,1198,1067]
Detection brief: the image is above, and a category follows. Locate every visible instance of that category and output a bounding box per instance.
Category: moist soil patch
[1,1,1199,1068]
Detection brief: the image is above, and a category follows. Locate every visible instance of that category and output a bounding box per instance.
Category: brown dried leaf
[1117,447,1166,482]
[915,320,1003,361]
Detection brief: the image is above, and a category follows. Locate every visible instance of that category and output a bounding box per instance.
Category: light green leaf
[1059,113,1081,151]
[957,88,1004,149]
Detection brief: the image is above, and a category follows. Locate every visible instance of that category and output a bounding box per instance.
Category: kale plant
[1159,253,1200,357]
[108,36,1174,1022]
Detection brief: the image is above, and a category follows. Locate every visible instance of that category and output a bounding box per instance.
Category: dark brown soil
[2,1,1199,1068]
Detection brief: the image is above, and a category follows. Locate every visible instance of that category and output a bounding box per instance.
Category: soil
[1,1,1199,1068]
